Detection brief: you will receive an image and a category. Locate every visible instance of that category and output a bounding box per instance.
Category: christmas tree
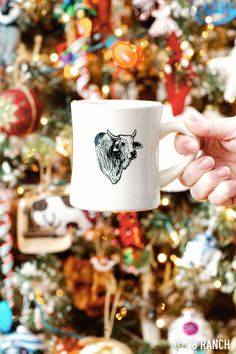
[0,0,235,353]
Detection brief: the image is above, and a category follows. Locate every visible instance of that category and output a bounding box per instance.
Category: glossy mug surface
[70,100,196,212]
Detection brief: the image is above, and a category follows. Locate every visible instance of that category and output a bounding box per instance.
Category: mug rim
[71,99,162,109]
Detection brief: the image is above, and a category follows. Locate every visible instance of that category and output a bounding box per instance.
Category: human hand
[175,114,236,206]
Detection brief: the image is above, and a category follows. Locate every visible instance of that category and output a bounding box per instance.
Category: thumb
[184,114,236,141]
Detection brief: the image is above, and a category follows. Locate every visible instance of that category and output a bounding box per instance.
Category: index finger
[175,133,201,155]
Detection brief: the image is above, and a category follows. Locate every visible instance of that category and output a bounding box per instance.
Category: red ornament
[0,87,42,136]
[165,32,195,116]
[117,212,143,248]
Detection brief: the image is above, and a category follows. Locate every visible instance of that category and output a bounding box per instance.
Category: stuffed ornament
[17,193,93,254]
[0,0,21,67]
[168,308,213,354]
[0,87,42,136]
[208,42,236,102]
[148,0,180,37]
[132,0,156,21]
[179,232,222,278]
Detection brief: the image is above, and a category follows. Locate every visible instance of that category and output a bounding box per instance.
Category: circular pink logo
[183,321,199,335]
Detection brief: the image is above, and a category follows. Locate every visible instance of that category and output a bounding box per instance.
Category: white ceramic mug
[70,100,197,212]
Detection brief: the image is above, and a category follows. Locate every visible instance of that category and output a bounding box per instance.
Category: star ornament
[208,44,236,102]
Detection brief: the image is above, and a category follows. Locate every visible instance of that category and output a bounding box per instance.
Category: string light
[161,197,170,206]
[156,318,165,328]
[114,28,123,37]
[170,230,179,246]
[207,23,214,30]
[157,253,167,263]
[180,41,189,51]
[214,280,222,289]
[140,39,149,49]
[40,116,48,126]
[50,53,59,63]
[62,13,70,23]
[205,16,212,24]
[102,85,110,95]
[202,31,209,39]
[56,289,64,297]
[17,186,25,195]
[70,66,80,77]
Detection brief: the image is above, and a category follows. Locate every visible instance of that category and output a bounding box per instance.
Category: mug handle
[159,118,199,189]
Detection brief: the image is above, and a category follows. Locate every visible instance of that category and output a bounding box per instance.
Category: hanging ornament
[149,0,180,37]
[0,300,13,333]
[79,338,134,354]
[132,0,156,22]
[179,206,222,279]
[116,212,143,248]
[17,190,93,254]
[78,284,133,354]
[0,0,21,67]
[208,43,236,102]
[179,231,222,278]
[0,87,41,136]
[168,308,213,354]
[164,33,195,116]
[89,0,112,38]
[193,0,236,26]
[112,41,138,68]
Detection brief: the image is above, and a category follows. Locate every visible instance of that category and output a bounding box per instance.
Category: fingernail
[199,157,214,169]
[216,166,230,178]
[184,140,199,152]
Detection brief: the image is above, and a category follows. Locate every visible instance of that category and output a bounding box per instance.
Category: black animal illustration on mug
[94,129,143,184]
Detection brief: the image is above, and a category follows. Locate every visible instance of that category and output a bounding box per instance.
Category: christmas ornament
[79,338,134,354]
[194,0,236,26]
[0,191,14,308]
[208,43,236,102]
[0,87,42,136]
[229,337,236,354]
[132,0,156,22]
[17,191,92,254]
[112,41,138,68]
[0,300,13,333]
[117,212,143,248]
[179,232,222,278]
[89,0,112,37]
[0,327,45,353]
[149,0,179,37]
[0,0,21,67]
[64,257,106,317]
[164,33,195,116]
[168,308,213,354]
[159,104,204,193]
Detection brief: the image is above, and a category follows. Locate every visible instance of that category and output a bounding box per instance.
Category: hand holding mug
[175,114,236,206]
